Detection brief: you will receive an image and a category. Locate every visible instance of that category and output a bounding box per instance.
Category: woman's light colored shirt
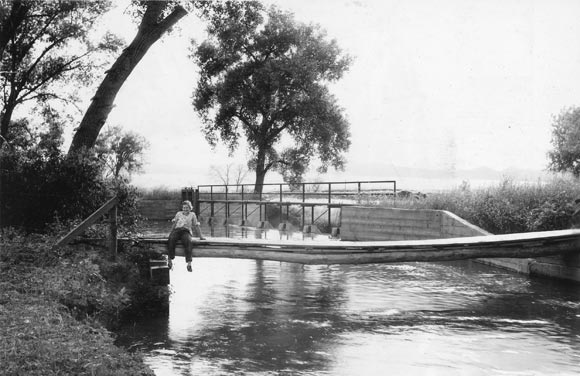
[172,211,199,233]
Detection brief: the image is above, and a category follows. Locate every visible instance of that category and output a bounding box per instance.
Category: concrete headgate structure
[340,206,580,283]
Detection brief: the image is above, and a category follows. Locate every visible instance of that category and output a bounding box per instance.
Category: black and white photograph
[1,1,580,375]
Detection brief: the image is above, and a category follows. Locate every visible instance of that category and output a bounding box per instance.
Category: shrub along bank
[0,230,166,375]
[389,176,580,234]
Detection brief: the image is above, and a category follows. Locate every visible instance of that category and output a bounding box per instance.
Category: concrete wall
[339,207,443,241]
[340,206,579,283]
[340,206,489,240]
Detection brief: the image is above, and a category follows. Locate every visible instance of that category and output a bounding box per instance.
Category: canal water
[117,225,580,375]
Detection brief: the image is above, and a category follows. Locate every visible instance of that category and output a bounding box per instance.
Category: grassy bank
[0,231,166,375]
[386,176,580,234]
[138,186,182,200]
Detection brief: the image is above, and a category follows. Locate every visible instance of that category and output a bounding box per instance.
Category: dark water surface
[117,226,580,375]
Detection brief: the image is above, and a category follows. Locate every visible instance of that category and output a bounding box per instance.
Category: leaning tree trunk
[68,2,187,154]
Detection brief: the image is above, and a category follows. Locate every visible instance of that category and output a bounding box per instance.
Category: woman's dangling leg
[180,231,194,272]
[167,229,180,269]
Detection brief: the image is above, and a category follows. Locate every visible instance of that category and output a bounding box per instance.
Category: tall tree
[95,125,149,179]
[192,3,351,193]
[547,107,580,176]
[0,0,118,147]
[68,1,188,154]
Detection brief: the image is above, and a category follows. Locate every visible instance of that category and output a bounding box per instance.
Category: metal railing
[185,180,397,233]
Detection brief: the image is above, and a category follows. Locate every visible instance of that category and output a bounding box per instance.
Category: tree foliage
[192,2,351,193]
[547,107,580,177]
[0,0,121,147]
[0,110,141,232]
[0,148,107,232]
[95,126,149,179]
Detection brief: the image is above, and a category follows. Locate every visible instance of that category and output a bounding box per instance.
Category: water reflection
[118,224,580,375]
[140,221,328,242]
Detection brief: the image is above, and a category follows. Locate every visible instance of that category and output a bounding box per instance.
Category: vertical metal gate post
[302,183,306,229]
[193,188,200,217]
[241,185,245,222]
[225,185,229,223]
[279,184,283,226]
[328,183,332,229]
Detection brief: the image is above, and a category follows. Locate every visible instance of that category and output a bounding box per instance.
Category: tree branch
[19,35,70,84]
[17,54,87,104]
[156,5,188,33]
[13,11,59,66]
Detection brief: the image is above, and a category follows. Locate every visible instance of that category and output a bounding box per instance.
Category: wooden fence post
[54,196,119,249]
[108,205,118,260]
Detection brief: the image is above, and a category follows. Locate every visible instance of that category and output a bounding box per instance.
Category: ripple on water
[118,230,580,376]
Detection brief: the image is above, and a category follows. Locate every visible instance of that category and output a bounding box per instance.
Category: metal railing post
[241,184,245,222]
[225,185,229,222]
[194,188,200,216]
[302,183,306,229]
[279,184,283,226]
[210,186,214,217]
[328,183,332,228]
[279,202,283,227]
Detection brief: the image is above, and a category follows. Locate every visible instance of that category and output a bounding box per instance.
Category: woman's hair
[182,200,193,210]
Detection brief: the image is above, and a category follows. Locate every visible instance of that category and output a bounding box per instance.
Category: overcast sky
[94,0,580,189]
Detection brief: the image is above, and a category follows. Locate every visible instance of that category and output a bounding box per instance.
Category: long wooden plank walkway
[128,229,580,265]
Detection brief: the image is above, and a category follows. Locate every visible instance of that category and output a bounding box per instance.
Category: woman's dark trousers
[167,228,194,262]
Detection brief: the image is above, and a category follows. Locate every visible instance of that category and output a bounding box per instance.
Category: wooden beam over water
[127,229,580,265]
